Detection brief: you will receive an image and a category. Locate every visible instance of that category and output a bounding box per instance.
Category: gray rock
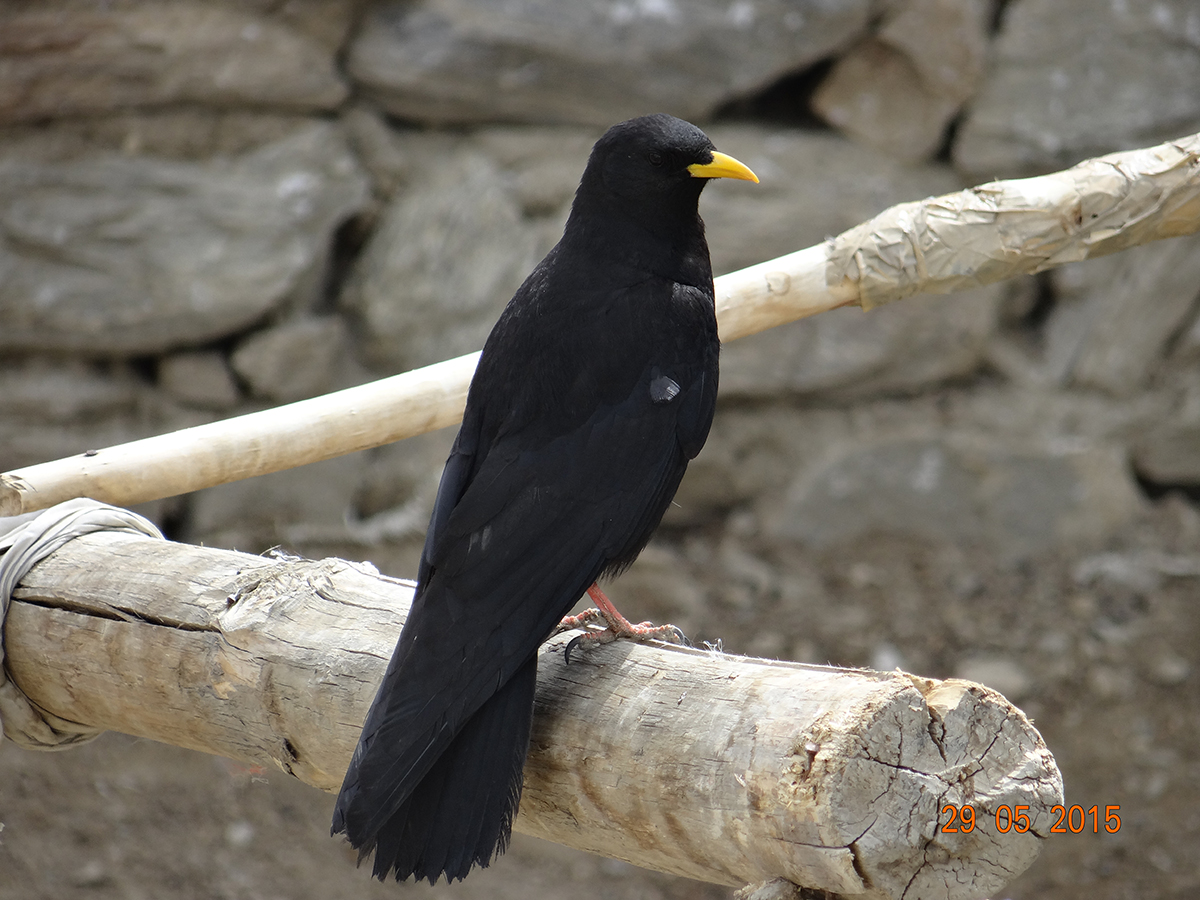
[1071,550,1200,596]
[260,0,365,53]
[343,111,602,205]
[701,127,967,275]
[940,364,1173,446]
[184,423,464,556]
[871,642,909,673]
[718,289,1003,399]
[955,656,1032,701]
[955,0,1200,177]
[356,428,459,522]
[343,122,995,391]
[0,418,152,476]
[1148,653,1192,686]
[474,128,600,216]
[603,543,709,636]
[0,123,369,356]
[1132,423,1200,485]
[230,317,352,403]
[0,3,348,124]
[1045,233,1200,395]
[340,133,569,372]
[341,107,421,199]
[186,453,364,552]
[671,405,854,524]
[700,128,1001,398]
[813,0,991,161]
[1171,301,1200,363]
[0,373,209,475]
[765,433,1143,559]
[158,351,243,411]
[0,358,140,425]
[347,0,873,126]
[0,111,325,165]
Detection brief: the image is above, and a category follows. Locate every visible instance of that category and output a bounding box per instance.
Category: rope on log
[0,499,163,749]
[2,528,1062,899]
[1,130,1197,517]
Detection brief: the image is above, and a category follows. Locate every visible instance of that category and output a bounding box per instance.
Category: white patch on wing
[650,374,681,403]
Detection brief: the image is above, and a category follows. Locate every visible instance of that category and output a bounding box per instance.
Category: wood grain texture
[4,531,1062,898]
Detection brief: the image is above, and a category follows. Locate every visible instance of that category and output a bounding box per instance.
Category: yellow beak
[687,151,759,183]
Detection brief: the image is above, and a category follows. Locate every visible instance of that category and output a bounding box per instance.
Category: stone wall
[2,2,1200,898]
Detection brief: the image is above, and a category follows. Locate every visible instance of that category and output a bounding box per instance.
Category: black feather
[332,113,750,883]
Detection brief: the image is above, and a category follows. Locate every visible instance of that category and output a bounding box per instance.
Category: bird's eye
[648,151,664,167]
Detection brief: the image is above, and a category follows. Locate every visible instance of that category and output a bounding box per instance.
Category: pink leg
[555,583,686,663]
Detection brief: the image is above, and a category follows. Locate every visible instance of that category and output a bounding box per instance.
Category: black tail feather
[361,654,539,884]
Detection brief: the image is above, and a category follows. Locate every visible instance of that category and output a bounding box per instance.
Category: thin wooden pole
[0,352,477,517]
[1,131,1196,516]
[5,531,1063,899]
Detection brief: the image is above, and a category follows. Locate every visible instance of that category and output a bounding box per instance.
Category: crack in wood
[11,591,219,632]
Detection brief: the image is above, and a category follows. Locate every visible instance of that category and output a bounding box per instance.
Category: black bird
[331,113,758,884]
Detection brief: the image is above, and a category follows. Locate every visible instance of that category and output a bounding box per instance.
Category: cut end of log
[739,668,1060,900]
[521,636,1061,900]
[814,673,1061,900]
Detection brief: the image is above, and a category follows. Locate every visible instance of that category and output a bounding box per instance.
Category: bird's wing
[341,360,709,841]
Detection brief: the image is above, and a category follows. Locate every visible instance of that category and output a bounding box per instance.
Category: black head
[573,114,757,228]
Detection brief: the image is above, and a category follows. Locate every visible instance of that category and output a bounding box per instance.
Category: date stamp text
[940,804,1121,834]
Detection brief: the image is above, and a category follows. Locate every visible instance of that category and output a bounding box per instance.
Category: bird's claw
[662,624,689,645]
[558,583,687,663]
[563,631,599,665]
[562,619,688,665]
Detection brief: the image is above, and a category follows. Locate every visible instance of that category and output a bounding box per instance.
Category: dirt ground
[2,491,1198,900]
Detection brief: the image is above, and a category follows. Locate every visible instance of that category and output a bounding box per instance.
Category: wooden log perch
[6,531,1063,899]
[2,130,1197,517]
